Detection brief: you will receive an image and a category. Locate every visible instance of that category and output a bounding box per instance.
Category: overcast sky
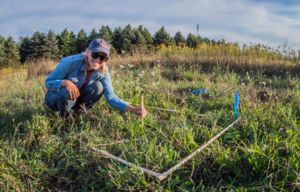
[1,0,299,49]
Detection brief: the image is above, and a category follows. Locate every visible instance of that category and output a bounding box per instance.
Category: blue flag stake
[233,90,239,119]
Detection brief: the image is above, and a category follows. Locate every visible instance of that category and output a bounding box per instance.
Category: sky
[0,0,300,49]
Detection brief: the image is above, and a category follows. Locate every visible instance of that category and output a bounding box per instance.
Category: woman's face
[87,50,107,70]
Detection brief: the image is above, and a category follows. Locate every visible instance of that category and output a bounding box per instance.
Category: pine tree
[31,31,46,58]
[133,29,146,50]
[99,26,113,43]
[76,29,88,53]
[4,36,20,67]
[43,30,59,59]
[58,28,76,57]
[0,36,6,68]
[69,31,77,55]
[112,27,124,53]
[186,33,198,48]
[88,28,99,43]
[138,25,153,49]
[153,26,172,46]
[19,36,34,63]
[174,31,186,46]
[122,24,135,52]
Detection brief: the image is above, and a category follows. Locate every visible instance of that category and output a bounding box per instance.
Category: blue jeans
[44,81,104,117]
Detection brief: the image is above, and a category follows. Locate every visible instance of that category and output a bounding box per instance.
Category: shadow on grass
[161,70,184,81]
[185,97,232,114]
[191,155,261,188]
[0,106,36,139]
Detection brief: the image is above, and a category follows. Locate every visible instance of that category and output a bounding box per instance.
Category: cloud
[0,0,299,49]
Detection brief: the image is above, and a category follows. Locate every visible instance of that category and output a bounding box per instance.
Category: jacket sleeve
[45,57,73,92]
[101,67,129,112]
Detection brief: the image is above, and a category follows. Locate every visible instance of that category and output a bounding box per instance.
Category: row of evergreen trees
[0,25,215,68]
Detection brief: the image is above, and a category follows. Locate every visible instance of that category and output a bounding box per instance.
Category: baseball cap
[88,38,110,57]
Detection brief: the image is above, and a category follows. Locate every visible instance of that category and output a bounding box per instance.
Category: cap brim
[91,47,109,56]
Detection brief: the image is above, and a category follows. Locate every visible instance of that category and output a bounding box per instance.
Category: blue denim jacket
[45,53,128,112]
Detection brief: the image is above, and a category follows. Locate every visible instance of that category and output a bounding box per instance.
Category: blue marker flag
[234,90,239,119]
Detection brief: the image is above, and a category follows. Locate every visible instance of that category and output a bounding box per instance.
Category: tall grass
[158,44,300,75]
[26,58,57,79]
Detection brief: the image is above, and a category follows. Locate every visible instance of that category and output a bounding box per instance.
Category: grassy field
[0,53,299,191]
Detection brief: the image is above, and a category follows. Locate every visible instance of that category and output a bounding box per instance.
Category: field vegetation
[0,44,299,191]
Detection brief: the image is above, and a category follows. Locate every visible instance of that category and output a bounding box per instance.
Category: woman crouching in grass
[44,38,147,119]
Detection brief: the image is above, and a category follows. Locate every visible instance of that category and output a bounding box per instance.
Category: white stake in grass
[91,147,162,178]
[91,117,241,181]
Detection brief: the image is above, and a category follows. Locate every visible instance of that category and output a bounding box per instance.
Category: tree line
[0,25,219,68]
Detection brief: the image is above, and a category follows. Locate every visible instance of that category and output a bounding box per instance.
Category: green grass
[0,62,299,191]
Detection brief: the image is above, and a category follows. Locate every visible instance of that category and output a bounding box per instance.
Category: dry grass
[0,67,27,95]
[26,58,57,80]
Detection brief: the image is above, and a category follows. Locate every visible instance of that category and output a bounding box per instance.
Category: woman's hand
[125,105,148,118]
[61,80,80,100]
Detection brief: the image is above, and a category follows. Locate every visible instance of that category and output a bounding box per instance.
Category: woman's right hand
[61,80,80,100]
[125,105,148,118]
